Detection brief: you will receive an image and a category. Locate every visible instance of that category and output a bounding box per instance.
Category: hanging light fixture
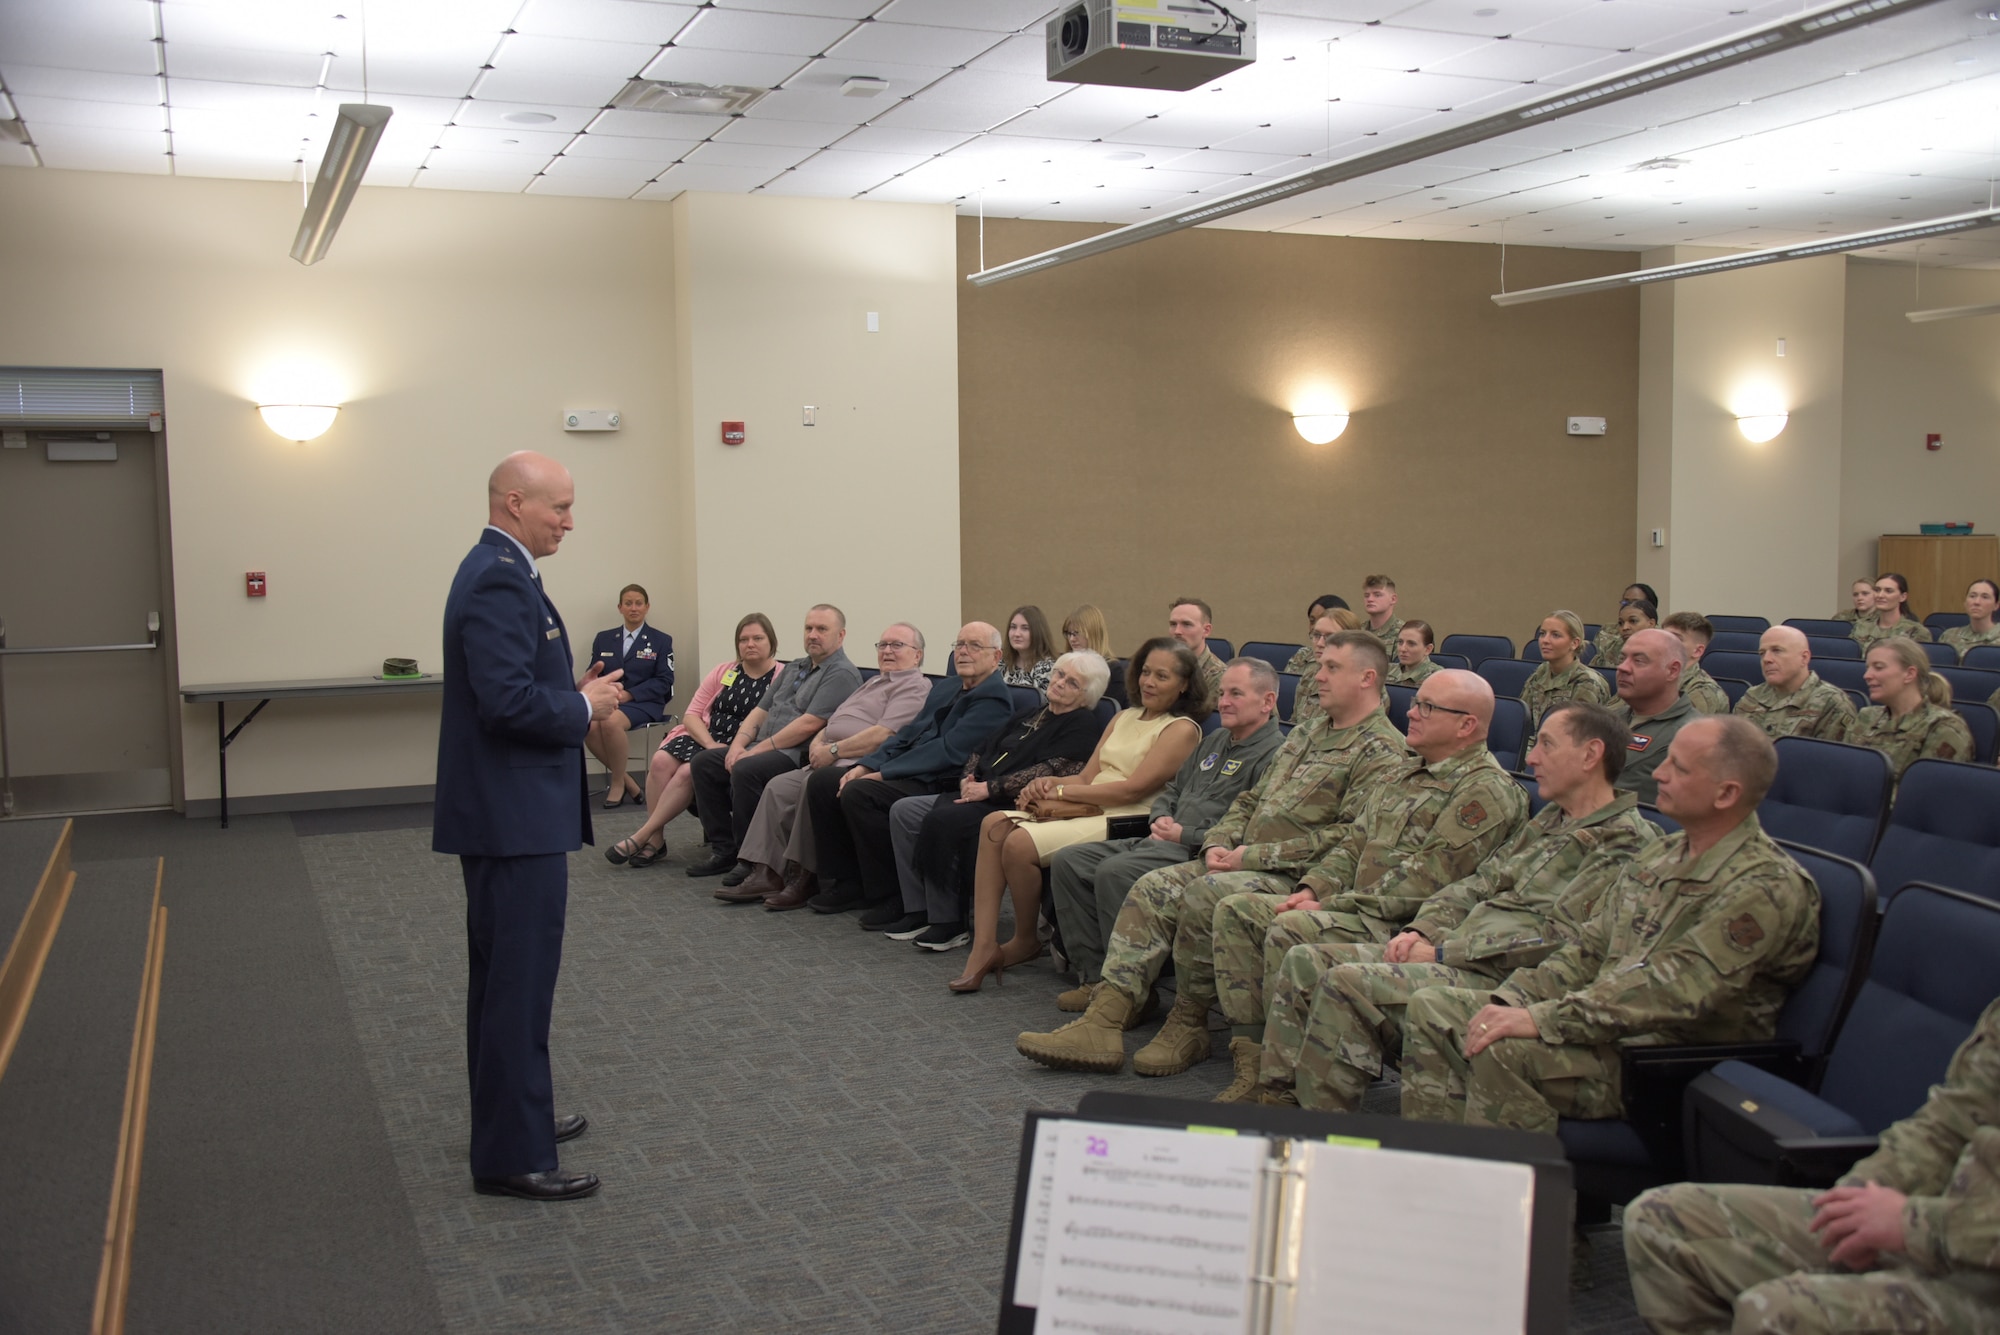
[290,104,393,266]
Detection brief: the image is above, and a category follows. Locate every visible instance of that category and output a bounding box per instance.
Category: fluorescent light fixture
[966,0,1948,286]
[290,103,393,266]
[1490,207,2000,306]
[1293,413,1349,444]
[258,404,340,441]
[1906,300,2000,323]
[1736,411,1788,442]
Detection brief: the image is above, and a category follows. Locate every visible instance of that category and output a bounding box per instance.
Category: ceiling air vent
[611,80,768,115]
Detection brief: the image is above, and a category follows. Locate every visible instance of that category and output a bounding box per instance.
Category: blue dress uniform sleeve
[462,564,589,748]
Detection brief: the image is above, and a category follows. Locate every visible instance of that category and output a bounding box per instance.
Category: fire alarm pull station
[1927,434,1943,452]
[722,421,745,446]
[246,571,267,597]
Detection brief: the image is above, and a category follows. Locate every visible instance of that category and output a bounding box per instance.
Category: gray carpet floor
[289,800,1653,1335]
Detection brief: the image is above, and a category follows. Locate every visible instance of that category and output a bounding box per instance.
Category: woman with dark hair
[1002,605,1060,691]
[1851,637,1970,783]
[1283,594,1350,677]
[1854,573,1933,646]
[947,638,1207,992]
[1595,598,1658,667]
[1385,620,1438,686]
[607,613,780,867]
[1942,579,2000,661]
[584,583,674,808]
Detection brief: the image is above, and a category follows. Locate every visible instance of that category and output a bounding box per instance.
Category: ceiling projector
[1046,0,1256,91]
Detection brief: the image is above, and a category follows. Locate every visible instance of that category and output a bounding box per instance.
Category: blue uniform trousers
[462,852,567,1178]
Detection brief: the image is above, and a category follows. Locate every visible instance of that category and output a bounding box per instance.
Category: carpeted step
[0,855,159,1334]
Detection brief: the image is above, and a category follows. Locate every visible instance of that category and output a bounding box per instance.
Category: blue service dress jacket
[433,529,593,857]
[587,623,674,721]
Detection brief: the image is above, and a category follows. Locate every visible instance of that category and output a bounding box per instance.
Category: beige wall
[673,193,962,676]
[958,218,1642,655]
[0,167,684,804]
[1637,249,1847,622]
[1842,259,2000,595]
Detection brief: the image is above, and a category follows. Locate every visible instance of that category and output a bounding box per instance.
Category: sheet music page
[1035,1120,1268,1335]
[1284,1141,1533,1335]
[1012,1117,1064,1307]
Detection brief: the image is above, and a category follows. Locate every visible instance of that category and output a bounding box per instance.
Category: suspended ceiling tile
[478,34,660,104]
[638,45,810,87]
[421,146,557,174]
[963,31,1046,74]
[447,100,597,131]
[165,78,317,114]
[832,123,976,154]
[737,87,881,123]
[160,44,327,85]
[849,175,966,201]
[25,123,172,165]
[1508,2,1710,53]
[876,0,1059,32]
[439,124,577,154]
[514,0,698,45]
[10,94,167,132]
[415,167,539,191]
[1387,0,1599,39]
[562,131,697,160]
[783,56,956,95]
[170,106,313,152]
[0,144,36,167]
[713,116,850,146]
[590,106,732,137]
[674,8,860,56]
[638,160,780,192]
[1426,37,1621,83]
[0,66,159,105]
[525,173,641,195]
[167,154,298,181]
[0,0,157,77]
[321,53,488,99]
[789,145,934,178]
[1154,143,1304,174]
[1023,190,1181,221]
[685,138,819,168]
[1332,24,1494,67]
[535,152,665,186]
[1262,0,1432,25]
[991,85,1184,138]
[710,0,882,19]
[825,21,1002,68]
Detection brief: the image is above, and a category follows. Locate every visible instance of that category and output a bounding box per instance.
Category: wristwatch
[830,741,841,759]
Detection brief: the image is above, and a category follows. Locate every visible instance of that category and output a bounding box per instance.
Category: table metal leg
[215,698,271,830]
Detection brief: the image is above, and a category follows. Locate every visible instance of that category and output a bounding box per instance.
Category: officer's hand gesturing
[582,669,625,721]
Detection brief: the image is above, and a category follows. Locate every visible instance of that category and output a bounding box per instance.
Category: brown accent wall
[958,217,1643,661]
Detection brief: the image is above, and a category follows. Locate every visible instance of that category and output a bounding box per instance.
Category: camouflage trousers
[1097,859,1234,1005]
[1399,986,1623,1132]
[1258,943,1497,1112]
[1212,896,1400,1038]
[1625,1181,2000,1334]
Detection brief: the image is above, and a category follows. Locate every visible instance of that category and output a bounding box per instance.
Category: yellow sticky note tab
[1325,1134,1381,1149]
[1185,1125,1239,1136]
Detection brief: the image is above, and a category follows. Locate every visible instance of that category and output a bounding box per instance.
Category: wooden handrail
[0,818,75,1083]
[92,859,166,1335]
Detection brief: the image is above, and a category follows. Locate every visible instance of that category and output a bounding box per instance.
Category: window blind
[0,367,164,426]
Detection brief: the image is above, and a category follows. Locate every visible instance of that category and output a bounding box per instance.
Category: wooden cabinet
[1877,535,2000,620]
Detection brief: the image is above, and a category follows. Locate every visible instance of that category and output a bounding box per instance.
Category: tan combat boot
[1055,980,1097,1012]
[1016,986,1134,1073]
[1253,1085,1299,1108]
[1213,1037,1264,1102]
[1131,993,1214,1077]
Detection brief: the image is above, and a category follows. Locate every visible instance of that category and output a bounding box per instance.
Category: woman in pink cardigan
[609,613,781,867]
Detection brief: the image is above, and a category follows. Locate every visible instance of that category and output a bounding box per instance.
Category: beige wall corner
[1635,248,1677,601]
[0,167,682,803]
[675,192,961,675]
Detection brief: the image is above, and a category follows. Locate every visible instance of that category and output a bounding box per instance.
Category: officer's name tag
[600,651,616,659]
[546,628,562,640]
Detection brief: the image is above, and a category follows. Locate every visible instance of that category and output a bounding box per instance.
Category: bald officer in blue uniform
[433,451,626,1202]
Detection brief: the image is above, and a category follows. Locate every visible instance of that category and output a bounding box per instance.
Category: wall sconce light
[1293,412,1349,445]
[1735,411,1788,443]
[258,404,341,442]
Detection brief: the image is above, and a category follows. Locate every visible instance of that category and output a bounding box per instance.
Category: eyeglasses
[951,640,996,652]
[875,640,915,652]
[1409,698,1472,719]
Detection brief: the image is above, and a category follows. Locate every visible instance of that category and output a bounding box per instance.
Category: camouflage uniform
[1831,608,1874,628]
[1384,659,1439,688]
[1267,794,1657,1109]
[1990,686,2000,718]
[1942,623,2000,662]
[1625,995,2000,1334]
[1094,711,1407,1009]
[1207,744,1528,1040]
[1594,626,1626,667]
[1611,696,1701,806]
[1848,702,1974,783]
[1398,814,1819,1132]
[1680,660,1731,716]
[1282,644,1320,679]
[1370,615,1405,654]
[1854,616,1934,647]
[1285,646,1325,733]
[1732,671,1857,742]
[1194,647,1227,702]
[1050,719,1284,983]
[1521,659,1612,731]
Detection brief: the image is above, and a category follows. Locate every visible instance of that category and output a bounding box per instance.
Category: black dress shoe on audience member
[808,883,864,914]
[684,849,737,878]
[913,921,971,951]
[857,902,909,930]
[555,1113,588,1143]
[880,912,930,938]
[473,1170,600,1201]
[718,860,753,888]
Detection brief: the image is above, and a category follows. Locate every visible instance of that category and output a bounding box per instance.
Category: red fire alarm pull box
[1927,433,1942,452]
[246,571,267,597]
[721,421,745,446]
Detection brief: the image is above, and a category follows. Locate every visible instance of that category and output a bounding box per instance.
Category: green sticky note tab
[1325,1134,1381,1149]
[1185,1125,1239,1136]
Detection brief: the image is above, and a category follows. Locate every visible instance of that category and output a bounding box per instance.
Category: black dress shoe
[809,884,864,914]
[684,849,738,878]
[857,902,909,930]
[473,1170,600,1201]
[555,1113,588,1143]
[718,860,753,887]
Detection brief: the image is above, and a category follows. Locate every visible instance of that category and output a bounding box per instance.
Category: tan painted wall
[674,193,962,675]
[0,167,683,803]
[1842,258,2000,603]
[956,218,1642,656]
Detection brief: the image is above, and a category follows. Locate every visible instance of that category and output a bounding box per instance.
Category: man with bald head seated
[1203,668,1530,1101]
[1399,716,1820,1133]
[1733,625,1857,741]
[1611,628,1700,806]
[435,452,629,1201]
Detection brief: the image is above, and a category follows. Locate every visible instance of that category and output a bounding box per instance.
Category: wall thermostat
[563,410,621,431]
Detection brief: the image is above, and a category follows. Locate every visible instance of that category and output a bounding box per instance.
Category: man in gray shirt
[1050,658,1286,1005]
[687,604,863,877]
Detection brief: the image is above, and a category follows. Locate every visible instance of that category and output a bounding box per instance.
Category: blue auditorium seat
[1487,697,1528,772]
[1008,684,1043,714]
[1384,684,1414,734]
[1807,636,1861,661]
[1920,641,1957,668]
[1956,701,1998,765]
[1811,658,1867,697]
[1759,737,1891,864]
[1708,631,1764,655]
[1439,634,1514,668]
[1870,759,2000,908]
[1925,611,1971,635]
[1208,637,1234,661]
[1963,646,2000,672]
[1707,615,1771,634]
[1703,651,1762,685]
[1427,653,1471,671]
[1276,673,1299,723]
[1239,641,1302,674]
[1475,658,1538,702]
[1935,664,2000,706]
[1785,618,1856,638]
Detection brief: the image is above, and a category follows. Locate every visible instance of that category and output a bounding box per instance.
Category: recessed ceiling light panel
[611,80,769,116]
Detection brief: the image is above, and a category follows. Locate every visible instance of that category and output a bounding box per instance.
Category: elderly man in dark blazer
[433,451,626,1202]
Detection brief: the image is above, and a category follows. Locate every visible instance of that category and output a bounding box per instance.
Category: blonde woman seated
[1833,577,1877,628]
[1850,637,1973,784]
[1002,605,1060,692]
[948,638,1209,993]
[1385,620,1438,686]
[1854,572,1932,646]
[1062,605,1111,658]
[1521,609,1611,742]
[1941,579,2000,661]
[1289,606,1362,732]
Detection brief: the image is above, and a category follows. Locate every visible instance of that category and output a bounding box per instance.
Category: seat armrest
[1618,1041,1805,1174]
[1776,1136,1881,1189]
